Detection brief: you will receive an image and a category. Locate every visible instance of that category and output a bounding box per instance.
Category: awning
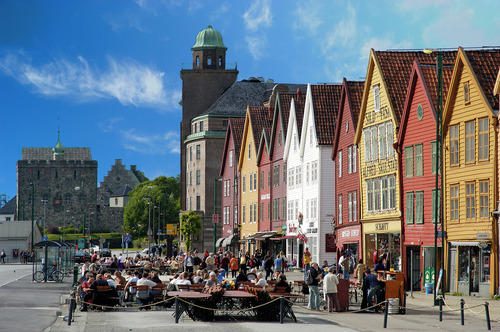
[216,237,225,247]
[449,241,481,246]
[223,235,235,247]
[250,231,277,240]
[270,235,296,240]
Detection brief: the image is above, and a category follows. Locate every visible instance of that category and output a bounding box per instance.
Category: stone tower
[180,25,238,210]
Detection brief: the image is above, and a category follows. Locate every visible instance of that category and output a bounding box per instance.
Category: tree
[123,175,180,239]
[179,210,202,252]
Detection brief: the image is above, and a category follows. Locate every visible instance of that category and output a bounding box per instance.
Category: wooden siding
[221,128,238,237]
[401,72,441,247]
[270,111,287,230]
[258,141,272,232]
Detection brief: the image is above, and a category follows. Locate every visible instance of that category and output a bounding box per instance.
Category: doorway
[298,243,304,268]
[406,246,421,290]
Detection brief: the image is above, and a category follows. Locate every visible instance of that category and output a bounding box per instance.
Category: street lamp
[41,198,48,238]
[144,185,153,257]
[213,178,223,253]
[424,48,444,305]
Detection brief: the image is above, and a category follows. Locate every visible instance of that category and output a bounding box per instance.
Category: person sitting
[173,272,191,286]
[90,274,116,307]
[124,271,140,301]
[254,272,267,289]
[235,270,248,287]
[136,273,157,309]
[374,259,386,272]
[273,274,291,293]
[364,269,383,309]
[150,271,162,284]
[113,271,126,287]
[205,272,220,287]
[79,274,94,311]
[192,270,204,284]
[104,273,117,288]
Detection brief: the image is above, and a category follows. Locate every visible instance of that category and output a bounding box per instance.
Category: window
[371,126,378,160]
[305,199,310,219]
[260,171,264,189]
[415,144,423,176]
[195,123,198,133]
[338,151,342,178]
[196,144,201,160]
[373,85,380,112]
[367,180,374,212]
[207,57,212,66]
[248,143,251,159]
[249,174,253,191]
[199,121,204,132]
[338,195,343,224]
[278,130,282,146]
[254,204,257,223]
[242,176,246,193]
[364,129,371,162]
[249,203,253,223]
[218,56,222,67]
[353,145,357,172]
[432,189,441,223]
[288,167,295,187]
[353,191,357,221]
[415,191,424,224]
[268,201,271,220]
[196,170,200,185]
[273,199,279,220]
[464,81,470,103]
[405,146,414,177]
[196,56,199,67]
[348,147,352,174]
[268,170,271,188]
[466,182,475,219]
[296,166,302,185]
[196,196,201,210]
[348,192,352,222]
[253,172,257,191]
[190,146,193,161]
[479,180,488,218]
[379,124,387,158]
[242,205,246,224]
[273,166,280,187]
[465,120,475,163]
[310,127,313,146]
[431,141,441,175]
[406,192,414,224]
[450,124,459,165]
[373,178,381,211]
[389,175,395,209]
[260,203,263,221]
[450,185,459,220]
[234,178,238,194]
[229,150,233,167]
[234,205,238,224]
[306,163,310,184]
[282,198,286,221]
[189,196,192,210]
[381,177,388,210]
[386,122,394,157]
[479,118,488,160]
[283,165,287,184]
[189,171,192,186]
[311,161,318,182]
[293,134,297,151]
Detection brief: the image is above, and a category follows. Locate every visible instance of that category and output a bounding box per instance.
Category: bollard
[67,297,75,326]
[280,296,284,324]
[383,300,389,328]
[439,297,443,322]
[175,296,179,324]
[73,264,79,287]
[484,302,491,330]
[460,299,464,326]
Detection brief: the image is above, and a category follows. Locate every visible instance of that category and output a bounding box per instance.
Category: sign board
[77,238,85,249]
[166,223,178,235]
[41,236,48,242]
[212,213,219,224]
[123,234,131,243]
[325,233,336,252]
[424,267,435,284]
[476,233,490,239]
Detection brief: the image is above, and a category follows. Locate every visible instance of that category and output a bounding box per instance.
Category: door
[448,247,457,293]
[299,243,304,268]
[406,246,421,290]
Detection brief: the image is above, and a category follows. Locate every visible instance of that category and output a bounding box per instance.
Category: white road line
[0,271,31,288]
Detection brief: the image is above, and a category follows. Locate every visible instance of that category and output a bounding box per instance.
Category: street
[0,264,72,332]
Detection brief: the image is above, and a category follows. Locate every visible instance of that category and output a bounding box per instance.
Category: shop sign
[375,223,389,231]
[325,233,336,252]
[365,106,391,125]
[307,228,318,234]
[362,158,397,177]
[341,229,360,238]
[476,233,490,240]
[288,225,297,233]
[261,194,270,200]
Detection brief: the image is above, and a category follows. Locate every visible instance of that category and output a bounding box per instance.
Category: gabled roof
[307,84,342,146]
[444,47,500,127]
[356,49,456,143]
[397,59,454,145]
[256,125,272,166]
[238,106,272,170]
[219,117,245,176]
[332,79,364,160]
[494,68,500,96]
[0,196,16,215]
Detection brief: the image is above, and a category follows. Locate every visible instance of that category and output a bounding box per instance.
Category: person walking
[274,254,283,276]
[230,255,239,278]
[184,252,194,273]
[263,254,273,280]
[307,262,321,310]
[323,266,340,312]
[303,248,311,280]
[239,250,247,274]
[1,249,6,264]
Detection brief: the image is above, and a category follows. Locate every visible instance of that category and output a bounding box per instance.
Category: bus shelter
[33,241,64,282]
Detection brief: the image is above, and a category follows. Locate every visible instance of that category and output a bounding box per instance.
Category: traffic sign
[212,213,219,224]
[41,236,48,241]
[123,233,132,243]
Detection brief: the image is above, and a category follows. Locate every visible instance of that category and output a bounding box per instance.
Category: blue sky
[1,0,499,199]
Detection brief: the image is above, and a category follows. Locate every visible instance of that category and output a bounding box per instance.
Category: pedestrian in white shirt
[136,273,157,308]
[323,266,340,312]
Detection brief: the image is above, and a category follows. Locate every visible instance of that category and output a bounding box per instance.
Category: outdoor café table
[167,291,212,321]
[268,293,302,322]
[220,290,257,317]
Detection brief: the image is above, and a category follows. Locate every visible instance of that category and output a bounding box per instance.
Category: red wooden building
[256,112,273,234]
[397,59,454,290]
[332,79,364,266]
[219,118,245,251]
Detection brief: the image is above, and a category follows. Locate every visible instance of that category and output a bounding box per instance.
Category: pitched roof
[22,147,92,160]
[219,117,245,176]
[0,196,16,215]
[464,49,500,110]
[374,50,456,123]
[310,84,342,145]
[248,106,273,146]
[419,63,454,111]
[294,95,306,139]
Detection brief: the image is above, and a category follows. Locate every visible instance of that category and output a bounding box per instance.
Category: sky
[1,0,499,200]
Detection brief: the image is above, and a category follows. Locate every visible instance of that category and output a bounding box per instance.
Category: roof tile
[310,84,342,145]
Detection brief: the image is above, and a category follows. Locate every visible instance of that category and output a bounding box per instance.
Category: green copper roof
[192,25,227,51]
[53,130,65,154]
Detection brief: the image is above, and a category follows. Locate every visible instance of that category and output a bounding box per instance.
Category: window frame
[338,195,343,225]
[373,85,381,112]
[450,124,459,166]
[405,145,414,178]
[466,182,476,219]
[415,191,424,224]
[406,191,414,224]
[414,143,423,176]
[479,180,489,219]
[478,117,489,161]
[465,120,475,163]
[450,184,459,221]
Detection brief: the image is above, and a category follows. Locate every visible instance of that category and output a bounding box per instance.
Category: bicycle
[33,266,64,283]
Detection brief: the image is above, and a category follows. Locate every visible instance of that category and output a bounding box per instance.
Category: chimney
[297,88,302,100]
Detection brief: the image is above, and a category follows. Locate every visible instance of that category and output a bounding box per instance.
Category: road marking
[0,271,31,288]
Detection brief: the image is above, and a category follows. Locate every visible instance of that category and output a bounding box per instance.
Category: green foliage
[123,175,180,239]
[47,232,122,241]
[179,210,202,251]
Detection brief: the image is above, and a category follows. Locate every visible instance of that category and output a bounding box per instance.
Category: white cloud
[245,36,266,60]
[396,0,452,11]
[99,117,124,133]
[0,53,180,110]
[243,0,272,31]
[324,3,356,51]
[293,1,323,35]
[121,129,179,154]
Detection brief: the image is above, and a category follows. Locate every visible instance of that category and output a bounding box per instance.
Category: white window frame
[338,195,343,224]
[373,85,380,112]
[338,150,342,178]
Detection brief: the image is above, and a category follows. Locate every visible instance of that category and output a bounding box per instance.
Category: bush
[47,226,60,234]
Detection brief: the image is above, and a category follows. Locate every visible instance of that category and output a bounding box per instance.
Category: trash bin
[388,298,399,314]
[425,283,433,294]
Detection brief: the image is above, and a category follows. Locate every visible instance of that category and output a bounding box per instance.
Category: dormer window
[373,85,380,112]
[248,143,251,159]
[464,81,470,103]
[278,130,282,146]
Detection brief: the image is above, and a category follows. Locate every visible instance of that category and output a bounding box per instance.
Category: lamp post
[41,198,48,238]
[144,185,153,257]
[424,49,444,306]
[30,182,35,252]
[213,178,222,254]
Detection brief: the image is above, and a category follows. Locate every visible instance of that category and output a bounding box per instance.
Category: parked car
[74,250,91,263]
[99,248,112,257]
[141,245,159,255]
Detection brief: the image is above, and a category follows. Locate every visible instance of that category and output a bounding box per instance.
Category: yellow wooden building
[354,50,405,271]
[238,106,270,253]
[442,47,500,297]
